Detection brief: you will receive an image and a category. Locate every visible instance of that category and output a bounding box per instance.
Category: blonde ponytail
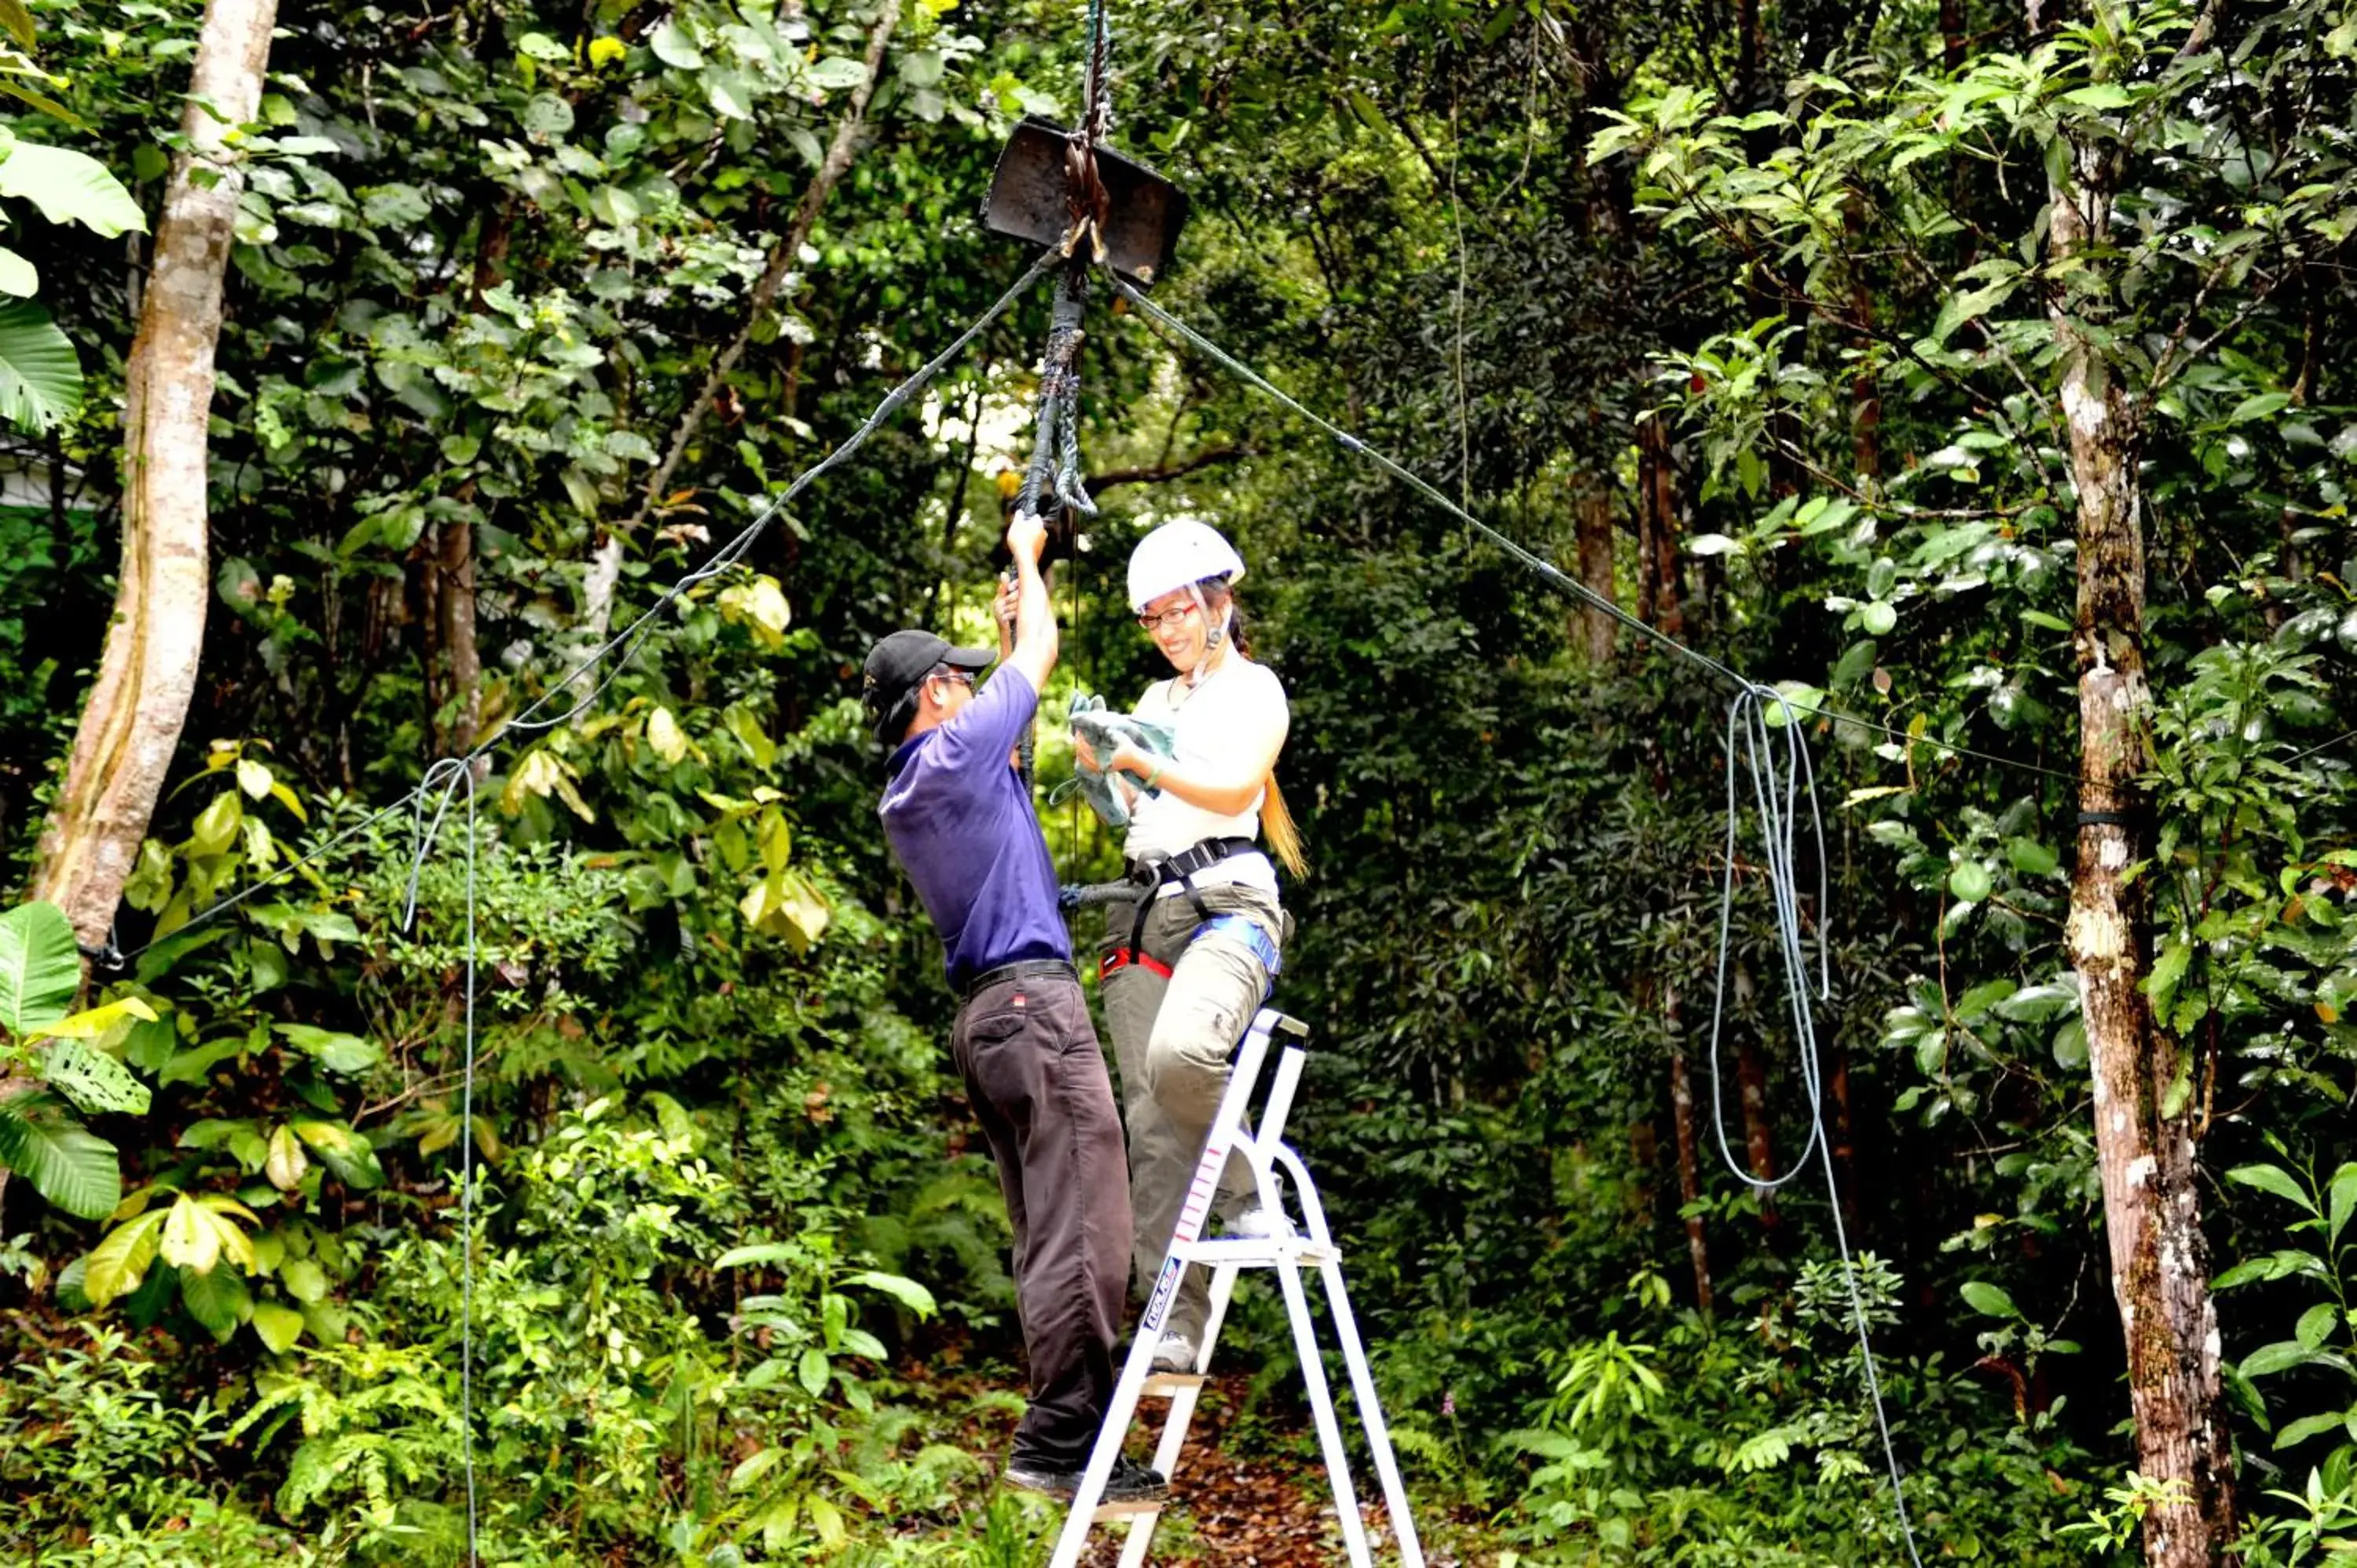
[1261,773,1308,879]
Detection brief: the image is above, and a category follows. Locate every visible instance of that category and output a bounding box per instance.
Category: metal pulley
[981,115,1188,286]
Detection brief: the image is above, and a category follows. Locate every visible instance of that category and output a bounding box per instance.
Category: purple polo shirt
[879,666,1072,991]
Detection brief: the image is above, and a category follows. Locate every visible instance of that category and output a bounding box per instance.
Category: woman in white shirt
[1081,518,1307,1374]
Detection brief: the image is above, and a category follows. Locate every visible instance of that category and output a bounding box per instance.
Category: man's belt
[961,958,1079,1002]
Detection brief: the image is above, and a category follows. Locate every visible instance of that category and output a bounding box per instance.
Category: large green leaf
[0,140,148,237]
[273,1023,383,1075]
[0,1097,121,1218]
[0,299,80,433]
[82,1207,167,1306]
[0,899,81,1035]
[847,1269,937,1319]
[0,244,34,297]
[251,1300,304,1353]
[2329,1162,2357,1248]
[2228,1163,2318,1214]
[160,1192,222,1273]
[291,1119,384,1190]
[40,1038,152,1116]
[42,994,160,1040]
[179,1262,251,1341]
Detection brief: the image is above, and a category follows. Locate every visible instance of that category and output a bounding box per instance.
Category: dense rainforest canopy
[2,0,2355,1562]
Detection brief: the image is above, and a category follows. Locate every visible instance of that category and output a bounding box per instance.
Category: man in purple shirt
[862,510,1160,1503]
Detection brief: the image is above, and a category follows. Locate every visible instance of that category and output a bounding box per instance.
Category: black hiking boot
[1103,1456,1169,1504]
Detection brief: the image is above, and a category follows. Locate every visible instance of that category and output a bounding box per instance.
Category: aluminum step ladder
[1048,1008,1425,1568]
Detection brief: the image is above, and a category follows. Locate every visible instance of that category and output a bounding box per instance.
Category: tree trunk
[629,0,903,529]
[1669,1049,1714,1317]
[1828,1044,1860,1232]
[433,516,481,754]
[30,0,277,948]
[1628,1116,1659,1228]
[1637,417,1683,638]
[1846,201,1882,483]
[1736,0,1763,105]
[2050,106,2237,1567]
[1574,474,1618,660]
[1941,0,1967,69]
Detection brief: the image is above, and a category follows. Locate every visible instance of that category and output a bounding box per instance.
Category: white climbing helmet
[1127,518,1246,611]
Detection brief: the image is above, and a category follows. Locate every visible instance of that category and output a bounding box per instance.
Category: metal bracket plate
[981,115,1188,286]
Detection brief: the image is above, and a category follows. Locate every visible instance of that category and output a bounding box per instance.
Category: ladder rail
[1277,1255,1375,1568]
[1318,1256,1428,1568]
[1274,1141,1428,1568]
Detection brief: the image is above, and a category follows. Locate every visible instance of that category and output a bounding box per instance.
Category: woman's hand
[1073,733,1102,774]
[1109,741,1157,782]
[993,574,1019,654]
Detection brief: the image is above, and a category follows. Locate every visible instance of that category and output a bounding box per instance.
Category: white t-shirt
[1122,656,1288,898]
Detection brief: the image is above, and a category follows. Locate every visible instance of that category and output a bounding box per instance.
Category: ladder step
[1141,1371,1206,1398]
[1172,1236,1341,1268]
[1091,1497,1167,1522]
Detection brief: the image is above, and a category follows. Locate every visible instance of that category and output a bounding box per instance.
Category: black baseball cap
[861,629,994,745]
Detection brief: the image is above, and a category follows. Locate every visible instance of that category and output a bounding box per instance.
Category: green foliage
[0,896,77,1031]
[1500,1252,2091,1563]
[0,899,161,1217]
[6,0,2357,1558]
[0,4,141,428]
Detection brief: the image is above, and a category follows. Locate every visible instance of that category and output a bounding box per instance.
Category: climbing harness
[1200,911,1282,979]
[1095,836,1268,983]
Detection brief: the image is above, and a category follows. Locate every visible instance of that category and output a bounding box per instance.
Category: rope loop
[1703,683,1923,1568]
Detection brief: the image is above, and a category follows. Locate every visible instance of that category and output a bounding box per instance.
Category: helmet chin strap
[1184,583,1230,687]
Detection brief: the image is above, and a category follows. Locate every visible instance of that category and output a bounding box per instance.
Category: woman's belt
[1126,834,1259,886]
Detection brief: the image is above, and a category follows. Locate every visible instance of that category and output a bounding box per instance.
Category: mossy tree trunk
[2047,45,2236,1564]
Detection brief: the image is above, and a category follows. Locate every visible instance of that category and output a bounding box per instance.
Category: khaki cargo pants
[1098,882,1285,1347]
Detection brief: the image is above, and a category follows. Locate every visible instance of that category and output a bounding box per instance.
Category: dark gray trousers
[951,970,1133,1468]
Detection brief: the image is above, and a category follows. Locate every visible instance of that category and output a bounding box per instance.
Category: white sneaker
[1149,1332,1197,1373]
[1224,1204,1299,1240]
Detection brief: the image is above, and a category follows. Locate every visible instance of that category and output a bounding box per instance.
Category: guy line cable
[1108,270,2076,789]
